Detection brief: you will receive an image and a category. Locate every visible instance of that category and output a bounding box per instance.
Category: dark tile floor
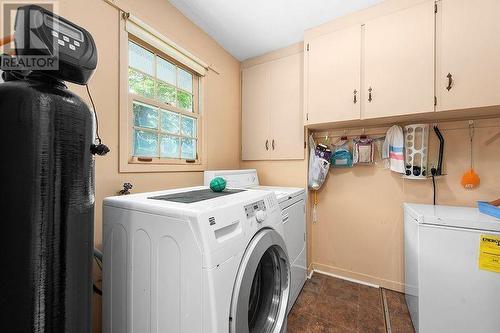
[384,288,415,333]
[287,273,415,333]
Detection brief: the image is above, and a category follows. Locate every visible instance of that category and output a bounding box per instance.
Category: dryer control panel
[244,200,266,218]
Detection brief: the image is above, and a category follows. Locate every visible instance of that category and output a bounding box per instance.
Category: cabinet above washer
[242,49,304,161]
[304,0,500,128]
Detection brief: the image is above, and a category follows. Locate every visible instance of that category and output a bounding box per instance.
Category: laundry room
[1,0,499,333]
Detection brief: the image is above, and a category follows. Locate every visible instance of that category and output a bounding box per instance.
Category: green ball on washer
[210,177,227,192]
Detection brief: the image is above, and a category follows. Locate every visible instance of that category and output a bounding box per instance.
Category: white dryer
[103,186,290,333]
[204,169,307,311]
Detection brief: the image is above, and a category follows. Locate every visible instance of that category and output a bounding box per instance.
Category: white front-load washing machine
[103,186,290,333]
[204,169,307,312]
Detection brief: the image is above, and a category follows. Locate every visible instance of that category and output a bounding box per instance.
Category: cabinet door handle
[353,89,357,104]
[272,139,275,150]
[265,140,269,151]
[446,73,453,91]
[368,87,373,102]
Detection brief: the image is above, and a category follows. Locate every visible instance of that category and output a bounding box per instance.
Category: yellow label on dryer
[479,235,500,273]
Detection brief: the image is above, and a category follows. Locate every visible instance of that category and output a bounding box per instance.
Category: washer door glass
[230,229,290,333]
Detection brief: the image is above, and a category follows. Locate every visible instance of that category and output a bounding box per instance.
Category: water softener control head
[14,5,98,85]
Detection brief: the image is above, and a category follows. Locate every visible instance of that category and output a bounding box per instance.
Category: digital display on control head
[44,14,84,42]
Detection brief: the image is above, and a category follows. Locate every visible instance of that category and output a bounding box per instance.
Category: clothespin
[323,133,330,145]
[341,130,348,141]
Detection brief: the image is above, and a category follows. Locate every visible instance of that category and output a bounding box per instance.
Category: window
[128,40,199,161]
[119,14,207,173]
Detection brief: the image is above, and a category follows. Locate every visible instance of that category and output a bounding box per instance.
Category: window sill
[119,158,206,173]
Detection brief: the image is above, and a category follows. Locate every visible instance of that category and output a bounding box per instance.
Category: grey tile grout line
[381,288,392,333]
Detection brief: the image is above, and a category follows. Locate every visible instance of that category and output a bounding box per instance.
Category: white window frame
[119,14,208,173]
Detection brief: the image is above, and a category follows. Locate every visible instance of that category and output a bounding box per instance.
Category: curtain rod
[102,0,128,14]
[101,0,220,75]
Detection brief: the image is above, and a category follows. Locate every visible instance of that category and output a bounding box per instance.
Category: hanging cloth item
[382,125,405,173]
[353,136,375,164]
[331,139,353,168]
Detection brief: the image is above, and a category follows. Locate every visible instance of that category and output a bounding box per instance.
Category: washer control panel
[244,200,266,219]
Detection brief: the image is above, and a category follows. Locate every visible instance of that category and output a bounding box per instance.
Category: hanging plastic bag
[353,136,375,164]
[308,135,330,190]
[331,139,353,168]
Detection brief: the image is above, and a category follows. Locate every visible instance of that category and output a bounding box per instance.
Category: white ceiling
[169,0,383,61]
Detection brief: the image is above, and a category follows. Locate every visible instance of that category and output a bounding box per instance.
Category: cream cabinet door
[242,63,271,160]
[363,1,435,119]
[269,53,304,160]
[306,25,361,124]
[437,0,500,111]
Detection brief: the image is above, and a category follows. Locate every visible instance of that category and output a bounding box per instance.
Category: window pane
[134,130,158,157]
[133,102,158,129]
[181,116,197,137]
[177,68,193,93]
[129,68,155,99]
[129,41,154,75]
[157,57,176,86]
[177,90,193,111]
[157,81,176,106]
[160,135,180,158]
[160,110,180,134]
[181,138,196,159]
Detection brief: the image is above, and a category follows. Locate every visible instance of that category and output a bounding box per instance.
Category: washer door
[230,228,290,333]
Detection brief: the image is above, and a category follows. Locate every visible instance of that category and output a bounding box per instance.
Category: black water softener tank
[0,5,105,332]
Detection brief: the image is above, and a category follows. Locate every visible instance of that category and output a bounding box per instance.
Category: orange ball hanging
[461,169,480,189]
[461,121,480,190]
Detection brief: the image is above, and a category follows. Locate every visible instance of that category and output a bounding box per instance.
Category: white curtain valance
[125,14,207,76]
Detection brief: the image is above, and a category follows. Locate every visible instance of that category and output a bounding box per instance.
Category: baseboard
[312,262,405,292]
[306,263,314,279]
[313,268,380,288]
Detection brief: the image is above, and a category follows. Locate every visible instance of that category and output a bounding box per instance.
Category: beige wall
[311,118,500,291]
[53,0,241,331]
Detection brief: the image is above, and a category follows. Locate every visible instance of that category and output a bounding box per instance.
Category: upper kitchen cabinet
[306,25,362,124]
[363,1,435,119]
[242,63,270,160]
[269,52,304,160]
[242,51,304,161]
[436,0,500,111]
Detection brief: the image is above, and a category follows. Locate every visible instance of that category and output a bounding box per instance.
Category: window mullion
[157,105,161,158]
[177,113,182,158]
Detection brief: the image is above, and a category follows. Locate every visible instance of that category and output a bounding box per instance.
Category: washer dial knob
[255,210,267,223]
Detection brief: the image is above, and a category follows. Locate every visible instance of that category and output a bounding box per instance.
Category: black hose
[433,126,444,175]
[432,174,436,205]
